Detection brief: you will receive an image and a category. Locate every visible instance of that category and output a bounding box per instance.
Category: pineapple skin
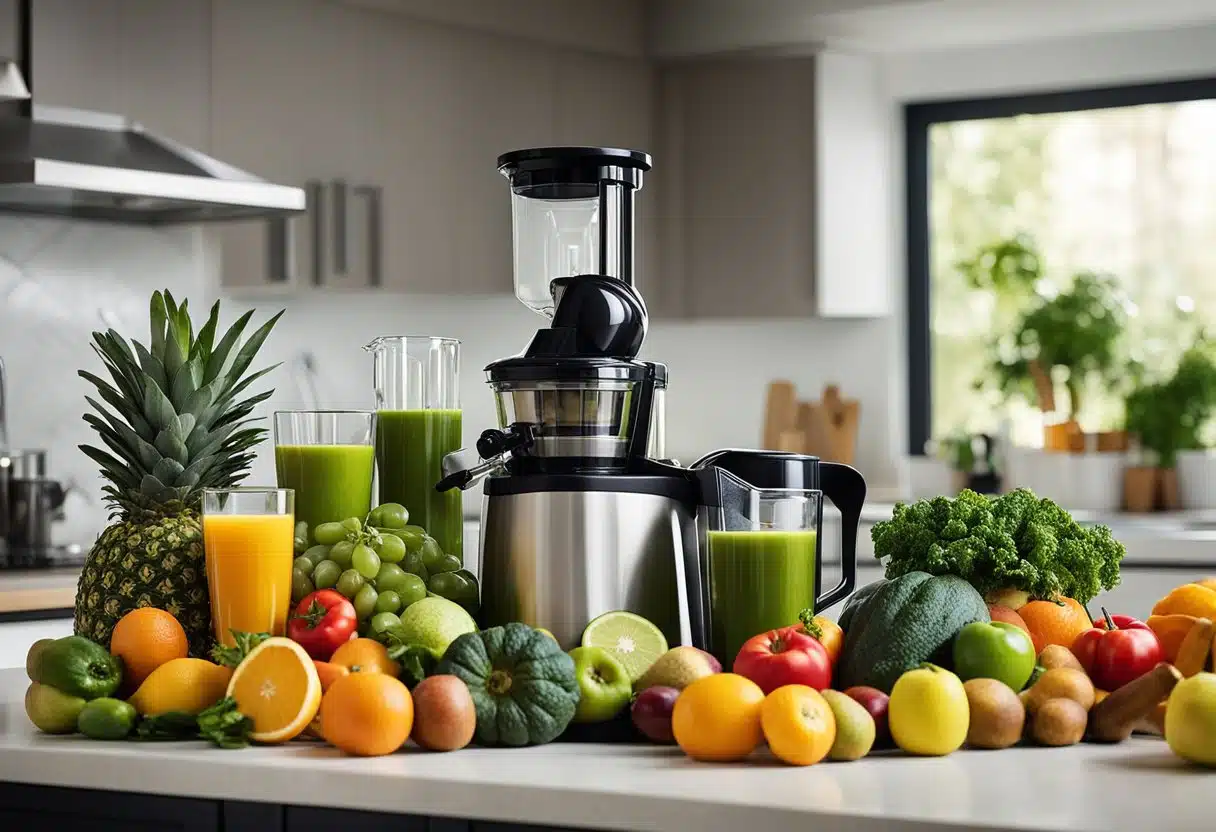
[74,510,214,658]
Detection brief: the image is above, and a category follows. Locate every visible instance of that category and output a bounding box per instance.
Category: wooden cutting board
[762,381,860,464]
[763,381,800,450]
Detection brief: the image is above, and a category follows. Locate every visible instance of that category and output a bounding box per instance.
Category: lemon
[888,663,969,756]
[1166,672,1216,766]
[127,658,232,717]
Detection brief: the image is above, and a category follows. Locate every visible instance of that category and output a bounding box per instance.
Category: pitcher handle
[816,462,867,611]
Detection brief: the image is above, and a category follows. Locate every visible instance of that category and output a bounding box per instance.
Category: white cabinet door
[660,59,818,320]
[449,33,558,295]
[211,0,372,292]
[31,0,210,149]
[813,51,891,318]
[0,619,74,670]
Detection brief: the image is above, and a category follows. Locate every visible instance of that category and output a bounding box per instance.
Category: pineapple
[74,290,283,657]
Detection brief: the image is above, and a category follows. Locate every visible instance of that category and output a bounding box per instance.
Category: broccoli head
[871,488,1124,605]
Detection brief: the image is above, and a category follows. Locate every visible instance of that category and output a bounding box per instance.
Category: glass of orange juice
[202,487,295,647]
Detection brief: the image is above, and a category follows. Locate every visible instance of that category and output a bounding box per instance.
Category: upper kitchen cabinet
[656,52,892,319]
[29,0,211,149]
[210,0,375,291]
[447,34,558,295]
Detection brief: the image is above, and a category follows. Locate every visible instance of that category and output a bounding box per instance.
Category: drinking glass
[274,410,376,536]
[703,488,822,667]
[202,487,295,646]
[364,336,463,560]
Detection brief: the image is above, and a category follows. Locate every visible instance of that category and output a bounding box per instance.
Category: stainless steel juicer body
[477,477,699,650]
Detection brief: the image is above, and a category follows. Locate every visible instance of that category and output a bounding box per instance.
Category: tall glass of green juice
[707,530,818,667]
[274,411,376,536]
[365,337,463,559]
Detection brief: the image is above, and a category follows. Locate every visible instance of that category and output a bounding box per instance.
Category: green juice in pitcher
[707,529,818,667]
[376,409,463,558]
[275,444,375,534]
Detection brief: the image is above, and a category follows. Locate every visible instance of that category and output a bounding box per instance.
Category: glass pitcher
[691,450,866,668]
[364,336,463,560]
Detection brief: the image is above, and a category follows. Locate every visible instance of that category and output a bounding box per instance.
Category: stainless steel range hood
[0,1,306,225]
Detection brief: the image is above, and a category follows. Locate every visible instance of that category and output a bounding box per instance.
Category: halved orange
[225,637,321,743]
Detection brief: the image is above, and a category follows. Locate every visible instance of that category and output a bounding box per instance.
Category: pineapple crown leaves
[79,289,284,514]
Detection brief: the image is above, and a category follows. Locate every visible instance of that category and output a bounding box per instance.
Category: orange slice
[225,637,321,744]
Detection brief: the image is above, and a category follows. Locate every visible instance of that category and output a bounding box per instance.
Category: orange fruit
[329,638,401,676]
[1152,583,1216,620]
[226,637,321,743]
[1018,597,1091,654]
[314,660,349,692]
[672,673,764,762]
[320,671,413,756]
[1147,614,1199,662]
[110,607,189,691]
[811,616,844,665]
[760,684,836,766]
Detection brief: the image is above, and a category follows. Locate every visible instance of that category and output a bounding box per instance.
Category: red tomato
[1072,608,1163,691]
[287,590,358,660]
[732,626,832,694]
[1092,613,1151,632]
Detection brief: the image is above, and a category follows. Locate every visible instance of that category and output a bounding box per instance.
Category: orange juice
[203,513,295,647]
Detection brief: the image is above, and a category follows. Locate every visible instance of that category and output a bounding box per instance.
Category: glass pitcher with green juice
[274,411,376,537]
[364,337,463,560]
[693,450,866,669]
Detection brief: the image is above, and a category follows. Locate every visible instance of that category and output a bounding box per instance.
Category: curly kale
[871,488,1124,605]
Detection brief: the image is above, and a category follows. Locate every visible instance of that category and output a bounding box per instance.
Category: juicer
[438,147,867,661]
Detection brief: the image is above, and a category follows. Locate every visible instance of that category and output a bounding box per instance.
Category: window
[905,78,1216,455]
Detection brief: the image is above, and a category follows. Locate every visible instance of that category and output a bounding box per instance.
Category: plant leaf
[204,310,253,385]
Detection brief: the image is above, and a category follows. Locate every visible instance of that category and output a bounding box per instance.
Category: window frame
[904,76,1216,456]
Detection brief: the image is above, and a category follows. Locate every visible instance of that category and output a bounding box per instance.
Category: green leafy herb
[197,697,254,749]
[210,630,270,668]
[131,698,253,749]
[134,710,199,742]
[871,488,1124,605]
[375,626,436,689]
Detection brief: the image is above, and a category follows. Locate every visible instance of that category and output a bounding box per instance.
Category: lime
[581,611,668,683]
[77,697,137,740]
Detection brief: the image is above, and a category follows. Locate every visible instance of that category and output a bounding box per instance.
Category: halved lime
[581,611,668,682]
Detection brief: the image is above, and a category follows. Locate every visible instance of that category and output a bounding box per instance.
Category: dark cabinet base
[0,783,592,832]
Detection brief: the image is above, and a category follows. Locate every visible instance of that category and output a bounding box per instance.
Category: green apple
[569,646,633,723]
[952,621,1036,691]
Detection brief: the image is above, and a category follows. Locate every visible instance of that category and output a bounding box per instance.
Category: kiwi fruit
[1037,645,1084,673]
[964,678,1025,749]
[1032,698,1087,746]
[411,675,476,752]
[1025,668,1095,714]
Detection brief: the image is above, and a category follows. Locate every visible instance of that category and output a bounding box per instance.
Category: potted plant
[1124,343,1216,511]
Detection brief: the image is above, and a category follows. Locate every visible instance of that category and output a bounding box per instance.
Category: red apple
[632,686,679,743]
[987,603,1031,635]
[843,685,890,744]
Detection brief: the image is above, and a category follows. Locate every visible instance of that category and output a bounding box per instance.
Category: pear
[635,646,721,692]
[821,690,876,760]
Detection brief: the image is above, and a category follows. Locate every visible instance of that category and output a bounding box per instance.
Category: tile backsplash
[0,218,898,550]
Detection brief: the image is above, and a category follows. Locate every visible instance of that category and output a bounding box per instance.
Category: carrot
[1175,618,1213,678]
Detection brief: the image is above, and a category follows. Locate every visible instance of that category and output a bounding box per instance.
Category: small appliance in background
[437,147,867,663]
[0,356,82,569]
[763,380,861,465]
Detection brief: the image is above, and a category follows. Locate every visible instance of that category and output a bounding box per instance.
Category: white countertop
[0,667,1210,831]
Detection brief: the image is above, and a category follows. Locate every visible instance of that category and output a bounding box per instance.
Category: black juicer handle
[816,461,866,611]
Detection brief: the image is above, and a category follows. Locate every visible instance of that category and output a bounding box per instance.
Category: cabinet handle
[331,179,348,278]
[354,184,383,288]
[306,180,325,286]
[265,216,291,283]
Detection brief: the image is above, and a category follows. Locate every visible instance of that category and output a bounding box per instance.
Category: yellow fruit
[672,673,764,762]
[888,664,969,756]
[225,637,321,744]
[1153,582,1216,620]
[761,685,836,766]
[1165,672,1216,766]
[127,658,232,717]
[110,607,189,691]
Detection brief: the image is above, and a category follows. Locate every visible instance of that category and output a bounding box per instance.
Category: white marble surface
[0,667,1210,831]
